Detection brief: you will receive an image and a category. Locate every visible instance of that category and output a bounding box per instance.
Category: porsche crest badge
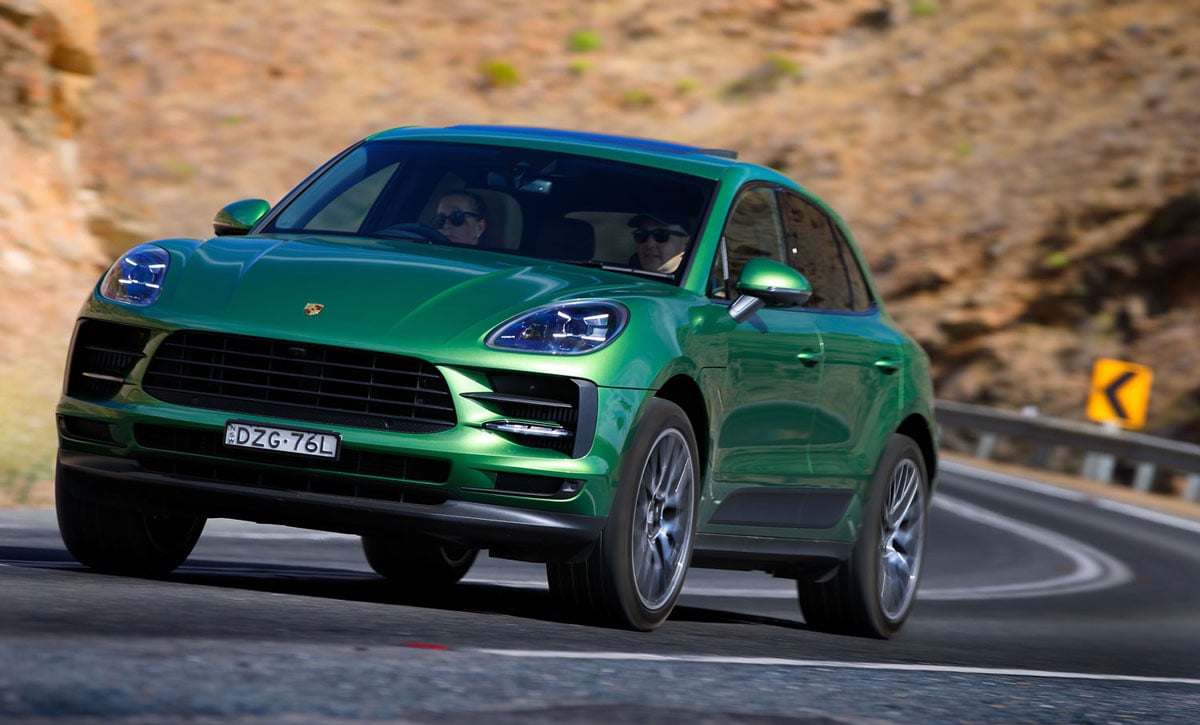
[304,303,325,316]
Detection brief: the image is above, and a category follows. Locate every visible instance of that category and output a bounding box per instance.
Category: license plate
[224,421,341,460]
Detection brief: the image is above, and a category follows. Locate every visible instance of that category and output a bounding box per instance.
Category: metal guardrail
[935,400,1200,502]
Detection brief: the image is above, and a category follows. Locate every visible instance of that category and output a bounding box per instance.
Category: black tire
[547,398,699,631]
[797,434,929,638]
[55,462,205,577]
[361,535,478,588]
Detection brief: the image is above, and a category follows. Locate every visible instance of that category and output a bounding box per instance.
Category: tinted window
[780,192,873,312]
[835,227,873,312]
[711,186,786,299]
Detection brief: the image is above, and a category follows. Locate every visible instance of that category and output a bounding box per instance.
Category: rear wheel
[361,535,478,588]
[547,398,698,631]
[55,462,205,577]
[797,434,929,638]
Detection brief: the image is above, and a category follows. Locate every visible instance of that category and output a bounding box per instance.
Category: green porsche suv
[56,125,937,637]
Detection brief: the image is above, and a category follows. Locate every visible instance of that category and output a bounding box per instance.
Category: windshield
[264,140,716,281]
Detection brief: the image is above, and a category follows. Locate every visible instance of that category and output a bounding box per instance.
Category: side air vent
[462,373,597,458]
[65,320,150,399]
[57,415,119,446]
[489,472,584,498]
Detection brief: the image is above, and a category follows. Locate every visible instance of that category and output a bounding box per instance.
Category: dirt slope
[3,0,1198,495]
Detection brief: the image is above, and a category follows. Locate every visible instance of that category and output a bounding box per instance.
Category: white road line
[469,493,1135,601]
[201,532,357,541]
[472,649,1200,686]
[921,494,1133,600]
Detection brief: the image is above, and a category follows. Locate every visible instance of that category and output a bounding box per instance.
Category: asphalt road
[2,461,1199,724]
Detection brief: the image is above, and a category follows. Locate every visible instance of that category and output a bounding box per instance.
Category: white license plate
[224,422,341,460]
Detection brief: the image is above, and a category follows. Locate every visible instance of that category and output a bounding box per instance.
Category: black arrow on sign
[1104,371,1136,420]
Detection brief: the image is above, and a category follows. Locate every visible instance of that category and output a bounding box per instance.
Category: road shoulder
[942,451,1200,523]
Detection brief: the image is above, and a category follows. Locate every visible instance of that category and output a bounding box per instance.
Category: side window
[710,186,786,299]
[833,227,873,312]
[780,192,873,312]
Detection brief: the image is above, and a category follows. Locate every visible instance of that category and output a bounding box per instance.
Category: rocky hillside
[0,0,104,351]
[3,0,1199,474]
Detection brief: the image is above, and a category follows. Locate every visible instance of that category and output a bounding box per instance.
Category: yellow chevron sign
[1086,359,1153,430]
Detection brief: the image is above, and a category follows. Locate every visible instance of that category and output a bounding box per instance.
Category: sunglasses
[432,210,482,228]
[633,228,686,244]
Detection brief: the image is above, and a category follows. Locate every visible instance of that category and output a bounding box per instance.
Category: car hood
[154,234,673,353]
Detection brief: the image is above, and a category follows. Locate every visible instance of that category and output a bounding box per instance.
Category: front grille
[133,424,450,483]
[65,320,150,399]
[142,331,456,433]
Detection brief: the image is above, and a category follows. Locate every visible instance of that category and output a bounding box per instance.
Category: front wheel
[547,398,699,631]
[361,535,478,588]
[55,462,205,577]
[797,434,929,638]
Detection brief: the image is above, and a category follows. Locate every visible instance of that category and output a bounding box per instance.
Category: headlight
[487,301,628,354]
[99,244,170,306]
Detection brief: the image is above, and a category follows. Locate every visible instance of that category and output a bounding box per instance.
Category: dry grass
[0,332,67,507]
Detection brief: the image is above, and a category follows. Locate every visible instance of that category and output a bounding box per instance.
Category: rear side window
[780,192,873,312]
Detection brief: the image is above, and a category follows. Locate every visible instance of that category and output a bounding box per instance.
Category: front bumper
[56,314,655,560]
[58,449,607,561]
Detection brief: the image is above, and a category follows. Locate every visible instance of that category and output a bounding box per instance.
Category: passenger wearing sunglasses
[629,213,690,273]
[433,191,488,246]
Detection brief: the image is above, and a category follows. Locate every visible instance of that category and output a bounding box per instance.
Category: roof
[447,125,739,159]
[367,125,743,168]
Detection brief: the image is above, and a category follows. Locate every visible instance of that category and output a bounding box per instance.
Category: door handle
[796,349,824,367]
[875,357,902,374]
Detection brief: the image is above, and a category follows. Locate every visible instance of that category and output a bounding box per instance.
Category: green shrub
[1042,251,1072,270]
[910,1,939,17]
[481,60,520,89]
[568,29,602,53]
[621,89,654,108]
[722,54,803,99]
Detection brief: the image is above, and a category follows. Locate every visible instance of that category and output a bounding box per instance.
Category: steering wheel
[375,223,450,245]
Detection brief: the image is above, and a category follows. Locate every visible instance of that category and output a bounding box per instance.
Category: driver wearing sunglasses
[629,213,690,273]
[433,191,488,246]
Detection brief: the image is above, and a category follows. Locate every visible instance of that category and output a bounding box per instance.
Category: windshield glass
[264,140,716,281]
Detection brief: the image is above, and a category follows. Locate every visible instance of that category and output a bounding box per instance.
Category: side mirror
[729,257,812,323]
[213,199,271,236]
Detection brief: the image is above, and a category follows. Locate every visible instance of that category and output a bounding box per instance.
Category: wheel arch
[896,413,938,490]
[654,374,710,482]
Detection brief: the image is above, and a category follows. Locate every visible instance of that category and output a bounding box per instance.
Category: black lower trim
[692,532,852,581]
[707,487,854,529]
[57,450,605,562]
